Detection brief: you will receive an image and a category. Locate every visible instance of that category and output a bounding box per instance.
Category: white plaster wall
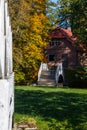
[0,0,4,34]
[0,73,14,130]
[0,0,5,78]
[5,1,13,76]
[0,80,10,130]
[0,1,14,130]
[0,34,5,78]
[8,73,14,130]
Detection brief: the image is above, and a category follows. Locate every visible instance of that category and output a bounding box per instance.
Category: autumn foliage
[9,0,50,84]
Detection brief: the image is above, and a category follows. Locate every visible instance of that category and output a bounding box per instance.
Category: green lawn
[14,86,87,130]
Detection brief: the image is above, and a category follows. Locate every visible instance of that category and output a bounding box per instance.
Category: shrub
[64,67,87,88]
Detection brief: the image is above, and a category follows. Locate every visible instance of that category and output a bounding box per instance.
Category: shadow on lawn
[15,88,87,128]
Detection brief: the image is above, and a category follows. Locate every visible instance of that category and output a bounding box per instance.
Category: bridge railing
[38,62,48,82]
[55,63,64,85]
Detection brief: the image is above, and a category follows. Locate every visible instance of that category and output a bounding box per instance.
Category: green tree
[56,0,87,44]
[70,0,87,44]
[46,0,58,25]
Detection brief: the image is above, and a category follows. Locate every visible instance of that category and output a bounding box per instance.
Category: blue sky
[51,0,57,3]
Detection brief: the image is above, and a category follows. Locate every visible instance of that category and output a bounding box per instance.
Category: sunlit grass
[14,86,87,130]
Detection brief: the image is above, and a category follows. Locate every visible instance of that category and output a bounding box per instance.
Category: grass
[14,86,87,130]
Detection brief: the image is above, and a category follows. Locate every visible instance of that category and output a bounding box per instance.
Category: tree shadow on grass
[15,88,87,128]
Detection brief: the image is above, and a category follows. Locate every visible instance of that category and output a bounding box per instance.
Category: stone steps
[38,70,56,86]
[38,81,56,86]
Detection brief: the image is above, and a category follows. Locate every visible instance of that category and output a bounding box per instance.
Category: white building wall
[0,0,14,130]
[0,0,5,78]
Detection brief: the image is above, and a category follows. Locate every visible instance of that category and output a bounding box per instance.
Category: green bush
[75,122,87,130]
[64,67,87,88]
[15,71,25,85]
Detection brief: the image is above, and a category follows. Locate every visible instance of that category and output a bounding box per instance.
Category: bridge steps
[38,69,56,86]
